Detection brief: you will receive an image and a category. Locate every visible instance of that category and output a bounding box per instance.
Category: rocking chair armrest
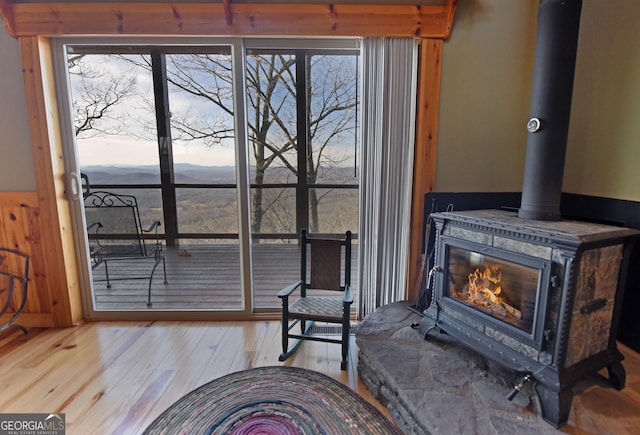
[343,284,354,304]
[143,221,162,234]
[277,280,303,298]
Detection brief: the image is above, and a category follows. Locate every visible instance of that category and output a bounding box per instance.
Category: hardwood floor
[3,321,640,434]
[0,320,387,435]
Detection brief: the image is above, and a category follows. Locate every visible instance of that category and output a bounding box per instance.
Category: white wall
[0,26,36,191]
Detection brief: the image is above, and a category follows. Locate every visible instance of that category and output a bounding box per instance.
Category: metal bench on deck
[84,191,167,307]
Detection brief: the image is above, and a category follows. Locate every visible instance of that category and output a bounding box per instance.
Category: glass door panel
[67,47,246,312]
[247,49,361,309]
[67,52,164,310]
[166,51,243,310]
[245,52,299,309]
[307,52,361,307]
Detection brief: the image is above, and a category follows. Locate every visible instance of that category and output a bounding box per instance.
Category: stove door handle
[579,298,608,314]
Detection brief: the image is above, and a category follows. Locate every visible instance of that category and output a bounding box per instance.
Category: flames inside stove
[445,246,538,334]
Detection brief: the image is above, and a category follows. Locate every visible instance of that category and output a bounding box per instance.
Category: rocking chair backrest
[302,229,352,292]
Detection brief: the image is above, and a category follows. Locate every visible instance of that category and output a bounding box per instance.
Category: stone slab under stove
[356,301,636,434]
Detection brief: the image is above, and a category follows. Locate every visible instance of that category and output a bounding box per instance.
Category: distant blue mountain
[81,163,359,185]
[81,164,237,184]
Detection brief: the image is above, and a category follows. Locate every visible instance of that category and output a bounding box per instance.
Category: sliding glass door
[246,49,360,309]
[165,50,244,310]
[55,38,359,317]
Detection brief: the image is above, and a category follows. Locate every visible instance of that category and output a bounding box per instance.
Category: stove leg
[534,383,573,428]
[417,317,446,340]
[607,360,626,390]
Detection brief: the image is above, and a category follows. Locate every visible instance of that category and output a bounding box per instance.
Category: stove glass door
[445,245,540,334]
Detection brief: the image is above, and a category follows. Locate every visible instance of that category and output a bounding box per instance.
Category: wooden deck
[91,243,359,312]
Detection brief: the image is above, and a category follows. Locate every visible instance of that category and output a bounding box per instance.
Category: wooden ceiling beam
[444,0,456,39]
[0,0,15,37]
[222,0,233,26]
[2,2,455,38]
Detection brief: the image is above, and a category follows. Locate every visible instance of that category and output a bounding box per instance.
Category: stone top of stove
[432,209,640,245]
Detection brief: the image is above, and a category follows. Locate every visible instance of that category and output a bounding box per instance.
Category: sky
[72,53,238,167]
[71,50,358,169]
[78,136,237,167]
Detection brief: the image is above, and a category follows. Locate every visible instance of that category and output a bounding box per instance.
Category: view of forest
[70,44,361,245]
[83,163,358,242]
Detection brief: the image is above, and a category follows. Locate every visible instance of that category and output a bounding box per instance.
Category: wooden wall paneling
[408,38,443,303]
[2,203,38,310]
[0,192,55,327]
[18,36,82,327]
[0,194,38,311]
[21,196,54,319]
[5,2,453,38]
[0,192,39,210]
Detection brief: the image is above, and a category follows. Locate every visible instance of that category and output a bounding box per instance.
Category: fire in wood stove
[446,246,537,334]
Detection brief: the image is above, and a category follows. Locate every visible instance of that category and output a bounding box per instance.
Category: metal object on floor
[0,247,30,335]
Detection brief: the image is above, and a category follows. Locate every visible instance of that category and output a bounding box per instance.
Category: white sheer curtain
[358,38,419,318]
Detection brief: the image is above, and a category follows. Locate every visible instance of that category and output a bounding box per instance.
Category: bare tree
[305,55,358,231]
[81,50,358,234]
[68,54,137,138]
[161,52,358,233]
[246,54,298,233]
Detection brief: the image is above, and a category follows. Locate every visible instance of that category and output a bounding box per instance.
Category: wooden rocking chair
[278,229,353,370]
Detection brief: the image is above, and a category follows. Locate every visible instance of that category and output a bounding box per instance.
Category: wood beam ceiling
[0,0,14,36]
[0,1,455,39]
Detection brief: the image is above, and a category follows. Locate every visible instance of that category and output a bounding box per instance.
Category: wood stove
[420,209,639,427]
[415,0,640,428]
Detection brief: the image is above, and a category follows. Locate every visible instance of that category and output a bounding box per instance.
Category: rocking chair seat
[289,296,348,322]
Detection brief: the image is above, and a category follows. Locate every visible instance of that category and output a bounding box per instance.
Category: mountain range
[81,163,359,185]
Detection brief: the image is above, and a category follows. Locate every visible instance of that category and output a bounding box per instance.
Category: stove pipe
[518,0,582,221]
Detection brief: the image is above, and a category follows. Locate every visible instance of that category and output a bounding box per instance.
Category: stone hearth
[356,301,566,434]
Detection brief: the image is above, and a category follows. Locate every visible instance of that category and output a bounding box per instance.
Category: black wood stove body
[420,209,639,427]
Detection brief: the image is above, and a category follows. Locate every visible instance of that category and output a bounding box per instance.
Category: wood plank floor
[3,322,640,434]
[0,320,385,435]
[91,243,359,312]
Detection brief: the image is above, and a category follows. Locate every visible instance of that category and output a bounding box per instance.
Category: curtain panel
[358,37,418,318]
